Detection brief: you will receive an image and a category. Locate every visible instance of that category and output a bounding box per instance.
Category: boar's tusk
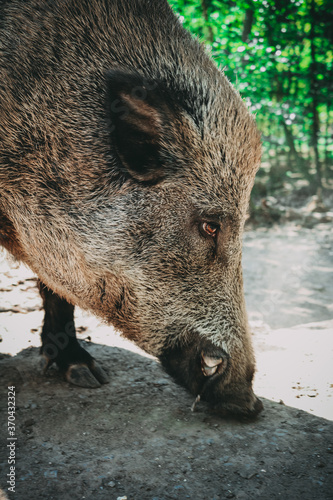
[201,354,223,377]
[191,394,201,412]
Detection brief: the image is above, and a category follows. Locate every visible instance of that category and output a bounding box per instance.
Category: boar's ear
[106,70,175,182]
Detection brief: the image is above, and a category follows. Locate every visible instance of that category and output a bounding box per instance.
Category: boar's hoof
[39,356,53,375]
[66,362,109,388]
[40,337,109,388]
[40,352,109,388]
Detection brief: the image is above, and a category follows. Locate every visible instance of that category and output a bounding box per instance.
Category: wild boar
[0,0,263,417]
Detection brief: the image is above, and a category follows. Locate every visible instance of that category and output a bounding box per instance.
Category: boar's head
[99,67,262,418]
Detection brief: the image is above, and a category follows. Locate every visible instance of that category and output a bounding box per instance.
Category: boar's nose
[160,334,263,419]
[204,385,263,419]
[201,353,224,377]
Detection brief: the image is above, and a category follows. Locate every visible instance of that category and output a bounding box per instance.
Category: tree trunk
[242,9,254,43]
[200,0,214,44]
[309,0,322,188]
[281,118,305,172]
[324,104,331,180]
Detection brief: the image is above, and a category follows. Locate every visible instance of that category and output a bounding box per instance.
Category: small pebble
[23,418,35,428]
[226,492,235,499]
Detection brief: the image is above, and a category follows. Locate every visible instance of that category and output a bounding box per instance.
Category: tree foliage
[169,0,333,193]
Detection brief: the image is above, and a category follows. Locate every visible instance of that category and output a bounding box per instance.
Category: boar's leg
[38,281,108,388]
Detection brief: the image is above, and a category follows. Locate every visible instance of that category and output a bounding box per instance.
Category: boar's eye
[199,221,219,239]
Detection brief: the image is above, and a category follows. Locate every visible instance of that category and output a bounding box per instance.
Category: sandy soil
[0,222,332,499]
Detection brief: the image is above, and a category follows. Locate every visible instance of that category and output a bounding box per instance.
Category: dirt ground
[0,220,332,500]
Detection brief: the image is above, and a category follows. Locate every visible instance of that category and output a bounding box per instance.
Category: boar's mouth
[160,335,263,419]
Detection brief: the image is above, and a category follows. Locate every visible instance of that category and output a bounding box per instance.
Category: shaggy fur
[0,0,262,416]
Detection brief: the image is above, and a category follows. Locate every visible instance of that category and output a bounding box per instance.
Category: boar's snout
[204,384,263,419]
[160,334,263,419]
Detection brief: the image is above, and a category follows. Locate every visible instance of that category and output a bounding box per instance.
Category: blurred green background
[168,0,333,200]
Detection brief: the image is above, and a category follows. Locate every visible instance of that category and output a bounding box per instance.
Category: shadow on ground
[0,343,332,500]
